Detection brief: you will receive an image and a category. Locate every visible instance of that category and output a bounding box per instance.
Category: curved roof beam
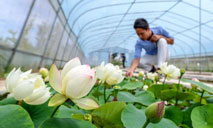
[81,19,211,50]
[70,0,179,29]
[101,0,136,48]
[115,26,208,56]
[82,17,212,42]
[110,19,213,47]
[102,0,182,47]
[77,11,165,37]
[182,1,213,14]
[84,24,205,57]
[172,43,187,58]
[77,11,212,40]
[174,20,212,35]
[175,38,195,56]
[79,19,212,47]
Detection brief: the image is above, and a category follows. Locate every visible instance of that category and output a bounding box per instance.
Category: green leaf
[0,104,34,128]
[181,79,213,93]
[178,124,191,128]
[161,89,195,101]
[164,106,183,125]
[0,97,16,105]
[116,79,129,87]
[144,79,153,86]
[182,103,201,128]
[121,104,146,128]
[92,89,104,98]
[191,104,213,128]
[92,101,126,128]
[118,91,156,106]
[71,114,85,120]
[22,101,56,128]
[194,95,207,104]
[147,118,178,128]
[55,105,85,118]
[147,84,170,98]
[40,118,96,128]
[206,97,213,104]
[121,81,143,90]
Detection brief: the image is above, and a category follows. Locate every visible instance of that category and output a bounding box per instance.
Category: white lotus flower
[159,62,180,80]
[48,57,99,110]
[96,62,124,86]
[147,72,158,81]
[5,68,51,105]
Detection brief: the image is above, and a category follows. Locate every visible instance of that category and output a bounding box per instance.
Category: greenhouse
[0,0,213,128]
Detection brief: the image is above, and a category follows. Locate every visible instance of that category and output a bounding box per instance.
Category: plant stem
[106,94,112,102]
[200,90,205,104]
[162,75,167,90]
[18,100,23,106]
[175,77,181,106]
[104,86,106,103]
[96,85,100,101]
[142,119,150,128]
[50,105,60,118]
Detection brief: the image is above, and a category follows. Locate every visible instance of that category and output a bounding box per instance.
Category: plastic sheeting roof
[61,0,213,58]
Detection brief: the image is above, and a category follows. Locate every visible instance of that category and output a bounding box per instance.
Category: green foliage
[55,105,85,119]
[22,101,56,128]
[182,103,201,128]
[40,118,96,128]
[121,81,144,90]
[121,104,146,128]
[2,66,213,128]
[191,104,213,128]
[146,118,178,128]
[182,79,213,93]
[161,89,195,101]
[0,104,34,128]
[147,84,171,98]
[92,101,126,128]
[118,91,157,106]
[164,106,183,125]
[0,96,16,104]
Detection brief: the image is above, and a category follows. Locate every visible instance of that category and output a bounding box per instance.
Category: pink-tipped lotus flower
[48,57,99,110]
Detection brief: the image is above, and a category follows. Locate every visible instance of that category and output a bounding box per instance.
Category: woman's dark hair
[133,18,149,30]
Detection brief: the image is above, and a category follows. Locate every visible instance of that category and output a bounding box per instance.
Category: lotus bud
[139,71,144,77]
[83,114,92,122]
[39,68,49,78]
[113,86,121,101]
[191,78,199,88]
[180,69,186,76]
[145,101,165,123]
